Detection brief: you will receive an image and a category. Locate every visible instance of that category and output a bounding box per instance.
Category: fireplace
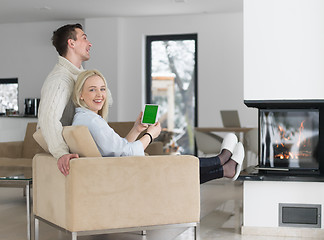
[245,100,324,176]
[260,109,319,172]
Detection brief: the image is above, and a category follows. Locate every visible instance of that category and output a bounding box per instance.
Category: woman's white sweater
[37,56,84,159]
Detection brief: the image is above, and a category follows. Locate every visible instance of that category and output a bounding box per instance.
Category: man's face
[73,28,92,61]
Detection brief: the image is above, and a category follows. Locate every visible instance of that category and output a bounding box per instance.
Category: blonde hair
[73,70,113,121]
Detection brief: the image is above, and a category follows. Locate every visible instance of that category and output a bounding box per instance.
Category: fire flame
[297,120,305,147]
[274,120,311,160]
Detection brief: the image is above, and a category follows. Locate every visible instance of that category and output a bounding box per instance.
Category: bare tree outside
[147,35,197,155]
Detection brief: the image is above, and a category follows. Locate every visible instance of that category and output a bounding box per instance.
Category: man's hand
[57,153,79,176]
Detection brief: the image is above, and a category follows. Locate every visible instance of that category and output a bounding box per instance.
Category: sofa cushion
[33,126,101,158]
[0,157,32,167]
[22,122,46,158]
[62,126,101,158]
[0,141,23,158]
[108,122,134,138]
[33,129,50,153]
[0,157,32,178]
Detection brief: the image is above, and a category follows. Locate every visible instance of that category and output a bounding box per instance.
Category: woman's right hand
[147,122,161,139]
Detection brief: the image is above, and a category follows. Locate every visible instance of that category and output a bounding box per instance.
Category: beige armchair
[33,125,200,240]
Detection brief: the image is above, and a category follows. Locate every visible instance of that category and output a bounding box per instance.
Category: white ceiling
[0,0,243,24]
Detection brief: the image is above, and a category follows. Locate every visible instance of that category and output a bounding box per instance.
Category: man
[37,23,92,176]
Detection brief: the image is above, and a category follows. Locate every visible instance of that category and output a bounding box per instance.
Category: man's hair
[51,23,83,57]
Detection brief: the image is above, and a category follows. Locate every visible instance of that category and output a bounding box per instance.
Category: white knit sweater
[38,56,84,159]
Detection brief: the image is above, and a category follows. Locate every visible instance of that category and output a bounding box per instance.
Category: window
[146,34,198,155]
[0,78,18,114]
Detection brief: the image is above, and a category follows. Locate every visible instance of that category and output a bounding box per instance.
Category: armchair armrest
[33,153,200,232]
[33,153,67,228]
[0,141,23,158]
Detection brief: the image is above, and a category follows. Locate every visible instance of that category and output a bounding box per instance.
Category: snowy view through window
[0,80,18,114]
[151,38,196,155]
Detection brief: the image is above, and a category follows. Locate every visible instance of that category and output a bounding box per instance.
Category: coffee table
[0,174,32,240]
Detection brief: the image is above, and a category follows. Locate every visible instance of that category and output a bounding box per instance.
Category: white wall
[84,18,120,121]
[244,181,324,228]
[0,117,38,142]
[0,12,258,134]
[244,0,324,101]
[0,20,83,114]
[85,13,257,127]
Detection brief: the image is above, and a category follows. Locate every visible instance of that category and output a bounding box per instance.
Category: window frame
[145,33,198,128]
[145,34,198,155]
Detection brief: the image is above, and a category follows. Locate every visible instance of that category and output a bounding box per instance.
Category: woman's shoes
[220,133,238,154]
[231,142,245,181]
[220,133,244,180]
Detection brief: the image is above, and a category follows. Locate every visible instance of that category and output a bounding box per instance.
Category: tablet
[142,104,159,124]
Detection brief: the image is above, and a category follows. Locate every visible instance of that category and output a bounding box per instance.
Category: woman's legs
[199,151,237,184]
[199,158,224,184]
[199,148,232,167]
[198,133,244,184]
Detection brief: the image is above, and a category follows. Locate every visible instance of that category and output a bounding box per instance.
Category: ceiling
[0,0,243,24]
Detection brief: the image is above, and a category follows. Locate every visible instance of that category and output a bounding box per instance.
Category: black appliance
[25,98,40,116]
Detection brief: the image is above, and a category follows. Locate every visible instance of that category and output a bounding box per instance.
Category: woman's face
[80,75,106,113]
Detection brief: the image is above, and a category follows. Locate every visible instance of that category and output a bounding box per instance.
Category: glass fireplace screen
[260,109,319,170]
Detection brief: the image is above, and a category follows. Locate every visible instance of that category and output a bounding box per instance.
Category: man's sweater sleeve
[38,75,74,159]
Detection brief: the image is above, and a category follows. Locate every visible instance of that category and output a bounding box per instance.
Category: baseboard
[241,226,324,238]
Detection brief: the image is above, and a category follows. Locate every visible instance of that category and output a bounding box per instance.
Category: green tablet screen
[142,105,158,124]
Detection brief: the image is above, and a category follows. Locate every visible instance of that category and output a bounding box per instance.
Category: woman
[72,70,161,157]
[72,70,244,183]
